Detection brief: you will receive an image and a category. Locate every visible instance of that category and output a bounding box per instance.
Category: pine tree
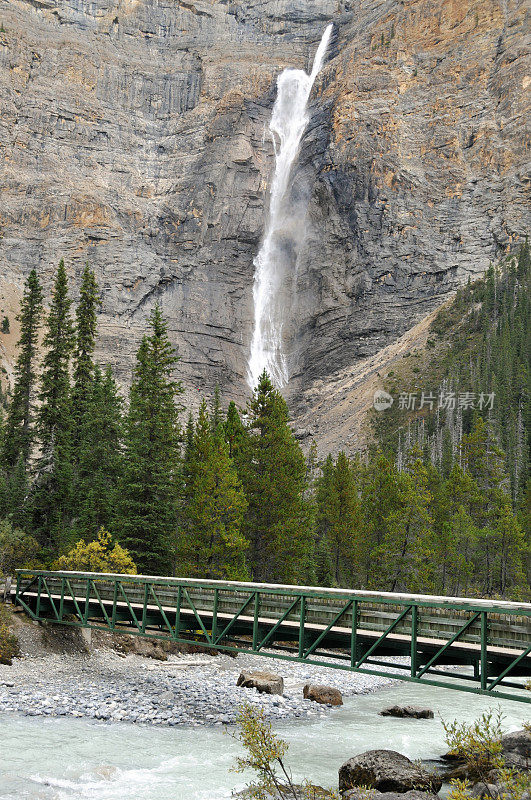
[314,454,335,585]
[2,269,43,469]
[5,457,30,531]
[492,506,527,598]
[36,261,75,451]
[76,366,123,539]
[32,260,75,550]
[224,401,249,463]
[176,400,248,579]
[378,458,434,593]
[242,371,311,583]
[315,452,361,586]
[211,385,223,433]
[359,454,403,587]
[71,264,100,458]
[119,306,183,574]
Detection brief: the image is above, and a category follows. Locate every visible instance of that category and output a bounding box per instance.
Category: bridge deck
[12,570,531,704]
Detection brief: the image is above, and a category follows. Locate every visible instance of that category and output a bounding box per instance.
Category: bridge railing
[12,570,531,703]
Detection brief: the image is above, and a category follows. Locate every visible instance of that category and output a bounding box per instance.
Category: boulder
[469,783,500,799]
[238,785,333,799]
[236,670,284,696]
[379,706,434,720]
[339,750,443,794]
[343,791,439,800]
[303,684,343,706]
[501,729,531,771]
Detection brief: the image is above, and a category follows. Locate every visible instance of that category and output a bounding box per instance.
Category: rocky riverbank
[0,640,405,727]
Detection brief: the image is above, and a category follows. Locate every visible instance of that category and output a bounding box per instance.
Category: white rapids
[248,24,333,389]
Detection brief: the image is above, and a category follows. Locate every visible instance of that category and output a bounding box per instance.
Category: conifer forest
[0,244,528,600]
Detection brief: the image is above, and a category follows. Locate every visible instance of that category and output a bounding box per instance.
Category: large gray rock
[236,670,284,696]
[343,791,439,800]
[468,783,501,799]
[501,729,531,771]
[303,684,343,706]
[238,785,333,799]
[379,706,434,720]
[339,751,442,794]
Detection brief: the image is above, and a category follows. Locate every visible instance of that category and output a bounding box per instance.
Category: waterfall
[248,24,333,389]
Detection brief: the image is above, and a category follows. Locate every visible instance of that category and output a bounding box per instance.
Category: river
[1,682,527,800]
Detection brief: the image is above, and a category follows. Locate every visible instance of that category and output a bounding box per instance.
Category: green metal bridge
[11,570,531,704]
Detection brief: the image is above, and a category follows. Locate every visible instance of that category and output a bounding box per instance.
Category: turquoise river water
[1,682,528,800]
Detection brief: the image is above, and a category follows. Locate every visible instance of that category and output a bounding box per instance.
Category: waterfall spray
[248,24,333,389]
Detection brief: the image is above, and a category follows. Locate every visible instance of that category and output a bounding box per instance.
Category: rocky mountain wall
[0,0,529,415]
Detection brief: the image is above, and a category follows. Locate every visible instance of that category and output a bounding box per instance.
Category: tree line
[0,251,528,599]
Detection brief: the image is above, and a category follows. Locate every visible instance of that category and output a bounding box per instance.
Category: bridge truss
[12,570,531,704]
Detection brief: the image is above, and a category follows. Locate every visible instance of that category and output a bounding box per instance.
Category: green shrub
[0,605,19,665]
[443,709,504,779]
[444,710,531,800]
[1,316,9,334]
[231,702,339,799]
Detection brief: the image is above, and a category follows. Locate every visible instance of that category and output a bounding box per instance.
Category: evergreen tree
[359,454,403,587]
[211,385,223,433]
[176,400,248,579]
[314,454,335,585]
[378,458,434,593]
[75,366,123,539]
[224,401,249,463]
[36,261,74,451]
[372,241,530,516]
[2,269,43,468]
[315,452,361,586]
[492,506,526,598]
[71,264,100,458]
[5,457,30,531]
[242,371,311,583]
[32,260,75,550]
[119,306,182,574]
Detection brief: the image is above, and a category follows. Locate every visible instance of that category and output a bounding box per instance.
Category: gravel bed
[0,648,406,727]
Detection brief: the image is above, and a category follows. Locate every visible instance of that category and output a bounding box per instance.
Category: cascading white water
[248,24,333,389]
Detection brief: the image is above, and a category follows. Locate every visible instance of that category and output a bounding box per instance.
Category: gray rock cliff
[0,0,529,417]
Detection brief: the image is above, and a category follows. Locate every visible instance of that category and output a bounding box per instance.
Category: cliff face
[0,0,529,415]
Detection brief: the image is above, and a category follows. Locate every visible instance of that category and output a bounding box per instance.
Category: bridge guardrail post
[298,595,306,658]
[212,588,219,643]
[36,576,42,618]
[252,591,260,651]
[351,600,358,667]
[84,578,91,624]
[411,604,418,677]
[111,580,118,630]
[59,577,65,621]
[174,585,182,641]
[141,582,149,633]
[480,611,488,690]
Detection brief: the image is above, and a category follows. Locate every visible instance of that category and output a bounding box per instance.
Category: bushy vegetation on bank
[0,245,528,598]
[0,604,19,665]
